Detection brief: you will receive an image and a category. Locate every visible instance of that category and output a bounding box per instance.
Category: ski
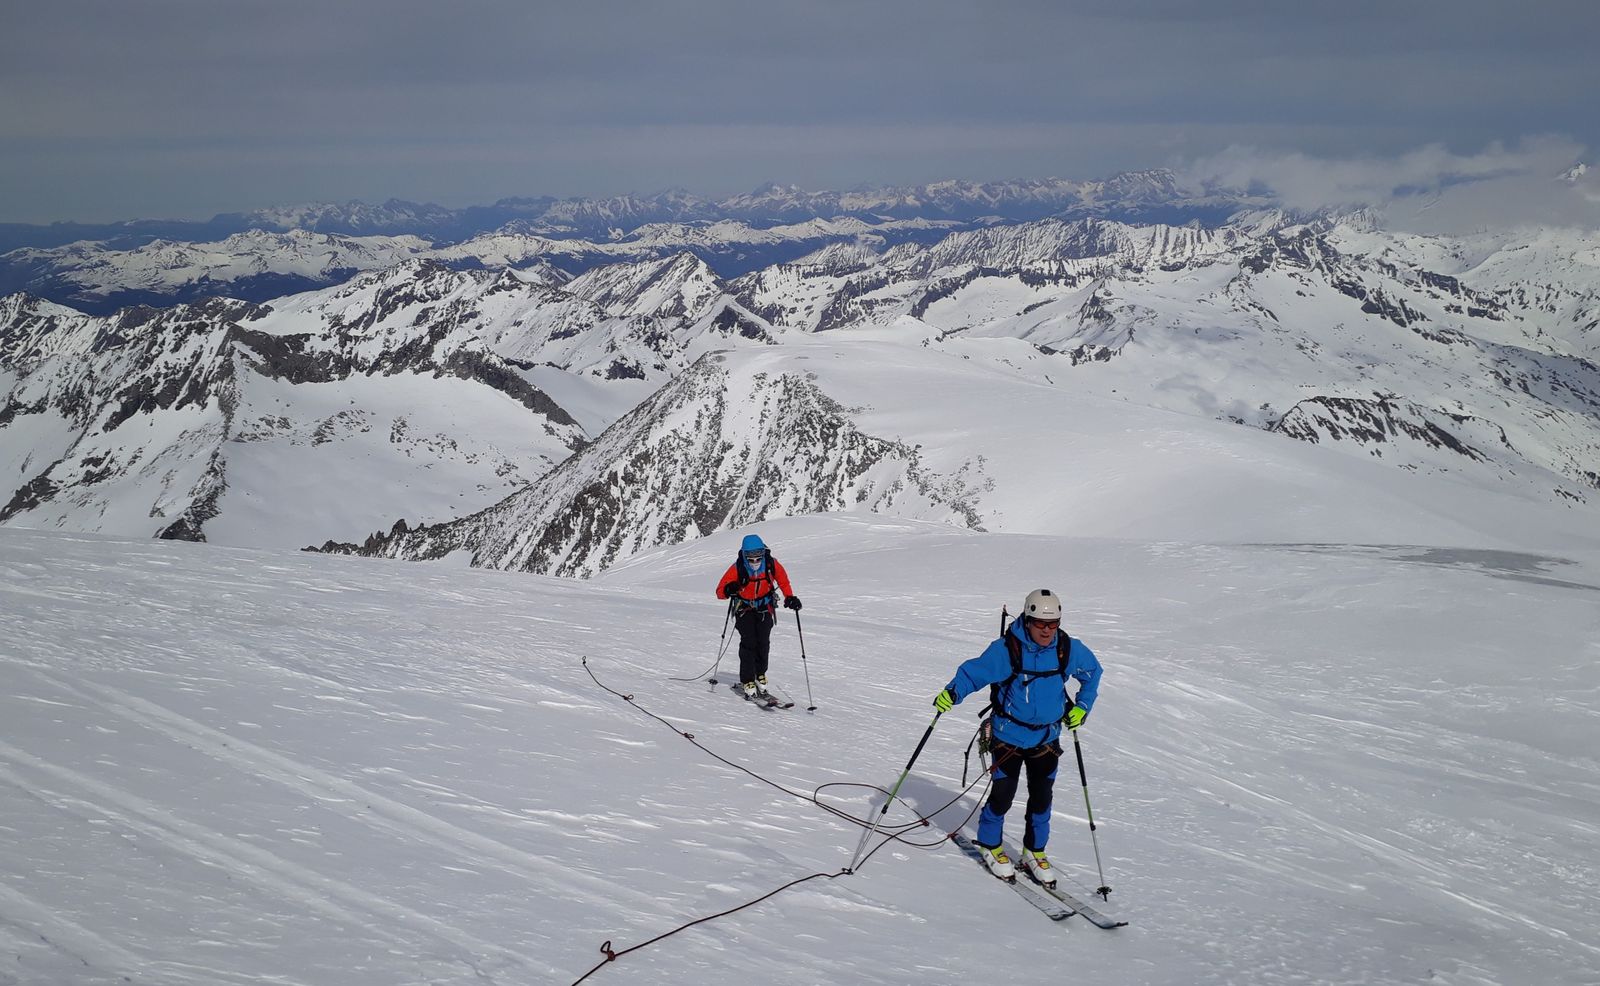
[1011,848,1127,929]
[1037,884,1126,929]
[994,840,1127,929]
[950,833,1074,921]
[727,683,782,709]
[759,683,797,709]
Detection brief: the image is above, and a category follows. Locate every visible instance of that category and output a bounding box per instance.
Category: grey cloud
[1,1,1597,222]
[1179,136,1600,233]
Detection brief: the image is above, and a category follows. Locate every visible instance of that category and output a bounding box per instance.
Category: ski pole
[707,598,735,686]
[848,710,940,871]
[1070,727,1113,900]
[666,599,737,684]
[793,610,817,711]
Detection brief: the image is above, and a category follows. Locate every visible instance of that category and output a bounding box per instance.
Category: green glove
[933,688,956,713]
[1065,705,1087,731]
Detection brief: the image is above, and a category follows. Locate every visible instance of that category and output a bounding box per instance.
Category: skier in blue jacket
[932,588,1102,885]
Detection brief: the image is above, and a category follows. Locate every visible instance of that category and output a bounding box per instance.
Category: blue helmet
[740,533,767,571]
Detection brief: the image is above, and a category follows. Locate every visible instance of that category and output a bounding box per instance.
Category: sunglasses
[1029,618,1060,630]
[744,553,764,563]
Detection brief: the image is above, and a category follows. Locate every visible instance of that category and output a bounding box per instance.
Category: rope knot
[600,940,616,961]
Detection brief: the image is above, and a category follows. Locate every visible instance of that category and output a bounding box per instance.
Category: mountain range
[0,171,1269,313]
[2,176,1597,575]
[0,170,1259,251]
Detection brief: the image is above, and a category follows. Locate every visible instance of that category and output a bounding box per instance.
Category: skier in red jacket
[714,533,801,700]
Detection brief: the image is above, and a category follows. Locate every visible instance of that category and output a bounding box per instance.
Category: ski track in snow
[0,744,544,983]
[3,525,1599,985]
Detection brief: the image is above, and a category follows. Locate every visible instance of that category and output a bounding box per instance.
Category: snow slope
[3,517,1597,986]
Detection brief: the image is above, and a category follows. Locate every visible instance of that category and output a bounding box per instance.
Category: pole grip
[1072,727,1090,787]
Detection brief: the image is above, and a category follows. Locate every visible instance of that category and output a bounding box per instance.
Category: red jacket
[715,557,794,611]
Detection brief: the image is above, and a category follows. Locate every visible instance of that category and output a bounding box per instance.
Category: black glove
[784,595,802,611]
[722,581,741,598]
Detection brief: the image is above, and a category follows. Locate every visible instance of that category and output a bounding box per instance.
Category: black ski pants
[985,740,1061,852]
[735,607,775,684]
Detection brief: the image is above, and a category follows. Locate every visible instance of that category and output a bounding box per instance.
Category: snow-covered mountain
[0,230,435,314]
[259,252,776,383]
[0,217,956,315]
[710,171,1257,225]
[0,274,578,547]
[0,169,1264,251]
[730,216,1600,506]
[1,171,1273,311]
[317,348,987,576]
[4,209,1599,564]
[0,254,794,546]
[318,325,1596,577]
[224,197,466,236]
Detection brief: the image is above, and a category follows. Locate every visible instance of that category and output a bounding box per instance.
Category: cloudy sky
[3,0,1598,225]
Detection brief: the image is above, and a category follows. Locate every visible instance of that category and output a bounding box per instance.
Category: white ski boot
[741,681,759,700]
[980,844,1015,881]
[1022,849,1056,887]
[755,674,772,697]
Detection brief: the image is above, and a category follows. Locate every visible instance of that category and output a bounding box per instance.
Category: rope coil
[569,658,1006,983]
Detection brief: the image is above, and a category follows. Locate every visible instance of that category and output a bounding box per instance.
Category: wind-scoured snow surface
[4,518,1598,986]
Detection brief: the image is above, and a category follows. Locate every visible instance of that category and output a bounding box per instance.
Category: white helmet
[1023,588,1062,622]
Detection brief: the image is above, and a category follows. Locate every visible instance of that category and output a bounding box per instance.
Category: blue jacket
[944,619,1103,750]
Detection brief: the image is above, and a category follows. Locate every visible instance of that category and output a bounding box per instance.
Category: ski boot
[979,844,1015,881]
[1022,849,1056,887]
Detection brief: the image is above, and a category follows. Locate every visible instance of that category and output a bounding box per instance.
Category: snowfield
[4,516,1598,986]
